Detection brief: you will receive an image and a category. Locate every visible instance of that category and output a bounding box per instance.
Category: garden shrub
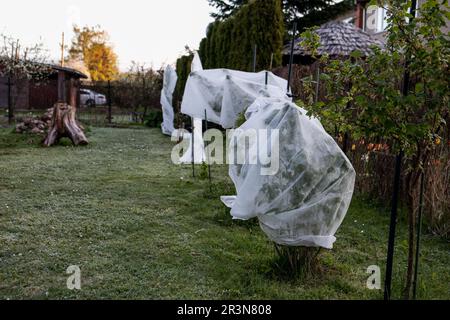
[144,109,163,128]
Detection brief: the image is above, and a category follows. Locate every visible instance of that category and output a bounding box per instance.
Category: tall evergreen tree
[208,0,355,33]
[199,0,284,72]
[177,0,284,99]
[174,49,194,104]
[207,0,248,19]
[285,0,355,33]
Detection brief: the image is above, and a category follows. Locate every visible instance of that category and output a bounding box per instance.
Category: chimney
[355,0,368,30]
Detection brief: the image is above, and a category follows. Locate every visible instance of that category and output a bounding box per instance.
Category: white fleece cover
[179,67,355,249]
[181,69,289,128]
[222,98,356,249]
[160,65,177,136]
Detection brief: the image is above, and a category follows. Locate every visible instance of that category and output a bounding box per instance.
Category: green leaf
[350,50,363,59]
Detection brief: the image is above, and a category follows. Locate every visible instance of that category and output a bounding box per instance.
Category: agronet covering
[181,69,288,128]
[180,68,356,249]
[222,98,355,249]
[161,65,178,136]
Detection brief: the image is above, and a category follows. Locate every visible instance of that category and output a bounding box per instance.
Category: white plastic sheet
[160,65,178,136]
[178,52,206,163]
[179,67,355,249]
[179,118,206,164]
[191,52,203,72]
[222,98,356,249]
[181,69,289,128]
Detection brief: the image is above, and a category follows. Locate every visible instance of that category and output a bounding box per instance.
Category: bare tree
[0,34,51,123]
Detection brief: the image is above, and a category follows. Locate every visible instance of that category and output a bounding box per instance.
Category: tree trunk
[403,147,429,299]
[43,102,88,147]
[403,184,416,300]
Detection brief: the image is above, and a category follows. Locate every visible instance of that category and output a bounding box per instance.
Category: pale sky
[0,0,214,71]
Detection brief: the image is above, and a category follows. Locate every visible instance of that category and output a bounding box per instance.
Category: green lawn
[0,127,448,300]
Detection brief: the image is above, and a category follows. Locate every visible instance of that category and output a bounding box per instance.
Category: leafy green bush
[144,110,163,128]
[299,0,449,298]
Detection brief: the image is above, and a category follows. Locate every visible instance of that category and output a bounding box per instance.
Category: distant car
[80,89,107,107]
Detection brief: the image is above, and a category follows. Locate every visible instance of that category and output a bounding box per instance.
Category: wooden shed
[0,64,87,110]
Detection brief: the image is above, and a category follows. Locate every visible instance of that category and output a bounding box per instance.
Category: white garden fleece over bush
[181,68,356,249]
[161,65,178,136]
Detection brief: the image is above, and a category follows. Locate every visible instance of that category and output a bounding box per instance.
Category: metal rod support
[191,117,195,178]
[413,171,425,300]
[107,80,112,124]
[384,1,417,300]
[287,22,297,95]
[315,64,321,104]
[205,110,212,188]
[253,44,257,73]
[384,151,403,300]
[7,76,13,124]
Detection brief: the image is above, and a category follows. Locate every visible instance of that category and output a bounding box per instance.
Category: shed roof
[0,60,88,79]
[49,64,88,79]
[283,21,385,58]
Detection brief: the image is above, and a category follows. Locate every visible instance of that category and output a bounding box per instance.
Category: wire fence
[0,79,163,127]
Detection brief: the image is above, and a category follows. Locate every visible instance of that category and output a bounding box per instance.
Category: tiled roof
[283,21,385,57]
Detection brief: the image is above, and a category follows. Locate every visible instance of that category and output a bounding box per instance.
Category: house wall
[363,0,449,39]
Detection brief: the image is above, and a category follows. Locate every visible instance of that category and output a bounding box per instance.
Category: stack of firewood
[15,108,53,135]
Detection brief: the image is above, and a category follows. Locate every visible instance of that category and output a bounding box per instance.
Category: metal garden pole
[107,80,112,124]
[413,170,425,300]
[142,75,147,122]
[205,109,212,189]
[253,44,257,73]
[384,151,404,300]
[191,117,195,178]
[342,81,352,154]
[384,0,417,300]
[315,64,321,104]
[7,75,13,125]
[287,22,297,95]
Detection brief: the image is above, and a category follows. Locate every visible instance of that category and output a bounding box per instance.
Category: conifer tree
[199,0,284,71]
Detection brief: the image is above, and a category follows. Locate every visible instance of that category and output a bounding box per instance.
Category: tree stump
[43,102,88,147]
